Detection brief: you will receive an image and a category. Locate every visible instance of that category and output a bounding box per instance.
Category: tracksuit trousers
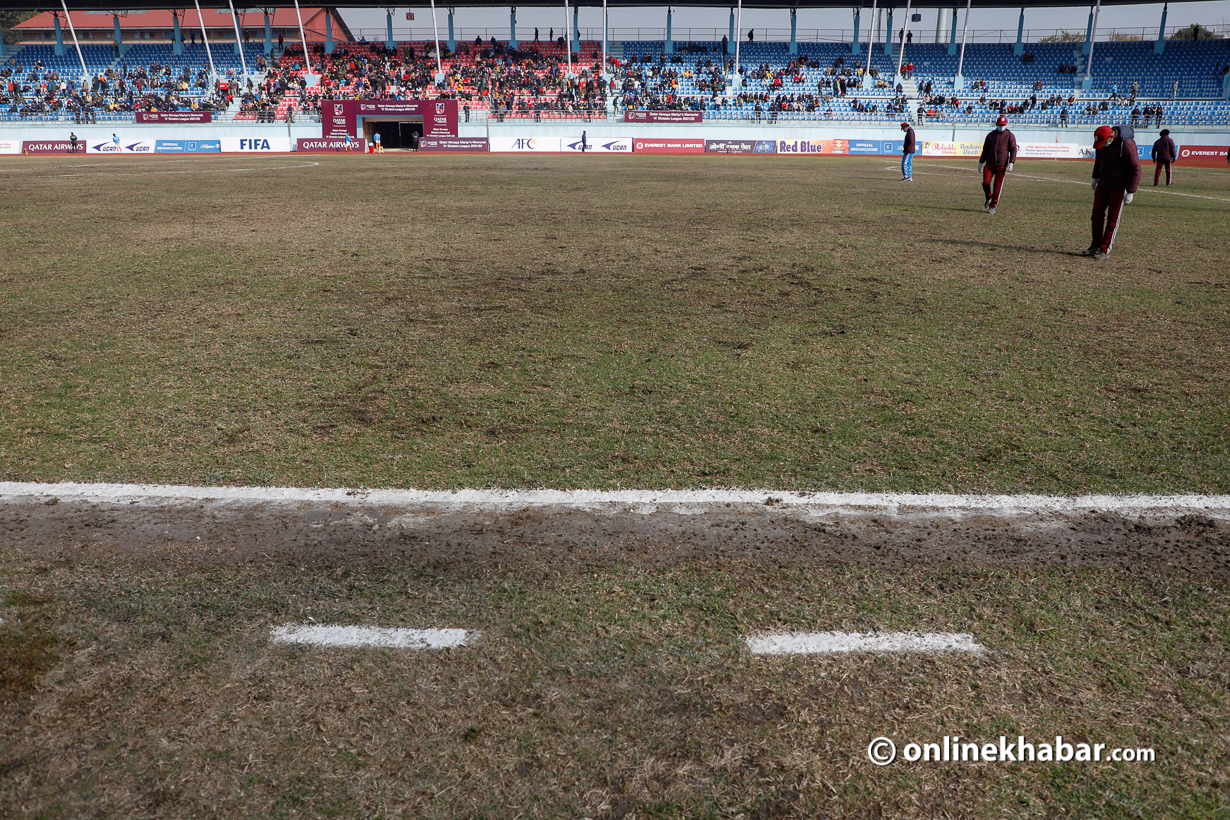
[982,165,1008,207]
[1091,186,1128,254]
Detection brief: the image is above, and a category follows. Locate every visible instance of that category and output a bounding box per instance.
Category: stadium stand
[3,37,1229,125]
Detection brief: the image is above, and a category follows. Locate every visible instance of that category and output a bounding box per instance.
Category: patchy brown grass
[1,551,1226,819]
[1,154,1228,493]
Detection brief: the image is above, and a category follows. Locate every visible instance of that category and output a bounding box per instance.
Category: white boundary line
[747,631,984,654]
[271,624,474,648]
[2,481,1228,516]
[921,161,1230,204]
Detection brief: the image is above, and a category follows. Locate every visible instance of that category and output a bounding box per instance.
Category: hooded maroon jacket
[979,128,1018,167]
[1092,124,1141,193]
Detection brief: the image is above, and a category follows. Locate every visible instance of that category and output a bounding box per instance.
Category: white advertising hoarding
[221,136,294,153]
[488,136,562,152]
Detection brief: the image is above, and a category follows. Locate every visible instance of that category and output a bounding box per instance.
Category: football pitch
[1,153,1229,818]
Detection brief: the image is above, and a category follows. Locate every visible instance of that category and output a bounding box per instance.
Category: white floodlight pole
[895,0,912,78]
[228,0,249,77]
[863,0,877,87]
[291,0,314,75]
[564,0,573,75]
[733,0,743,88]
[954,0,972,90]
[194,0,218,79]
[58,1,89,85]
[1083,0,1102,88]
[602,0,608,72]
[430,0,443,77]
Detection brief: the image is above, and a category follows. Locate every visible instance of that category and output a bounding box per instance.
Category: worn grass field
[1,153,1228,493]
[3,553,1228,819]
[2,153,1229,819]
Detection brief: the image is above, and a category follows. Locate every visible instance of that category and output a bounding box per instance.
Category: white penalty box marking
[271,624,476,649]
[747,631,984,655]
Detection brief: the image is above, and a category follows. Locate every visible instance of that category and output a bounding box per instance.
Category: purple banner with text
[623,110,703,124]
[136,111,213,124]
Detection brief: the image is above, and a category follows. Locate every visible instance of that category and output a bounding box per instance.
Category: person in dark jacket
[978,114,1018,214]
[1151,128,1177,186]
[1084,124,1141,260]
[900,121,915,181]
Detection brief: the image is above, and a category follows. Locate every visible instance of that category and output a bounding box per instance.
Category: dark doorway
[363,118,424,150]
[399,121,423,150]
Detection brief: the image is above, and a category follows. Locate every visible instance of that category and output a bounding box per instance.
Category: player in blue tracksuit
[900,122,915,181]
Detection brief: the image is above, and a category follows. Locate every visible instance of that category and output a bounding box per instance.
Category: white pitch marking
[271,624,474,649]
[925,162,1230,204]
[747,631,984,654]
[49,161,321,179]
[2,482,1228,518]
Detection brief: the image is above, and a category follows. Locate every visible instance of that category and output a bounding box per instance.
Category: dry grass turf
[1,152,1229,818]
[1,153,1228,493]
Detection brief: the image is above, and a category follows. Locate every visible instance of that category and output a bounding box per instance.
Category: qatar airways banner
[776,139,848,155]
[136,111,212,124]
[634,138,705,154]
[321,99,457,139]
[296,137,363,153]
[623,110,703,124]
[419,137,490,152]
[21,140,78,154]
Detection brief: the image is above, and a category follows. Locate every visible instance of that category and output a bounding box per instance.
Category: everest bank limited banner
[321,99,457,139]
[1177,144,1229,164]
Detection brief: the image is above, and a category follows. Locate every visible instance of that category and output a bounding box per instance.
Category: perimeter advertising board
[704,139,777,154]
[634,138,705,154]
[920,141,981,157]
[1178,145,1228,162]
[155,139,221,153]
[848,139,903,155]
[0,140,19,154]
[87,139,154,153]
[776,139,848,155]
[21,140,78,154]
[1017,143,1082,159]
[296,137,362,152]
[321,99,458,139]
[221,136,293,152]
[489,136,562,152]
[561,137,631,153]
[419,137,490,152]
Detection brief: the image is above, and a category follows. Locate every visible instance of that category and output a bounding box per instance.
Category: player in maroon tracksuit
[978,115,1018,214]
[1084,124,1141,260]
[1151,128,1177,186]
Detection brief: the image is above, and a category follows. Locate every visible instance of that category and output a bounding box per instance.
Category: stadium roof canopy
[0,0,1185,11]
